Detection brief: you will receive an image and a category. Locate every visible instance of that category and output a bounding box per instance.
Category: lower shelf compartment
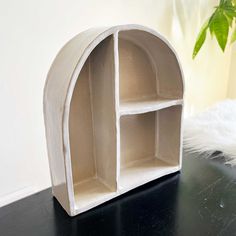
[74,178,116,211]
[72,160,179,214]
[119,158,179,191]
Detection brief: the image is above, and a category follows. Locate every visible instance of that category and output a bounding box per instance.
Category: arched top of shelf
[44,25,184,112]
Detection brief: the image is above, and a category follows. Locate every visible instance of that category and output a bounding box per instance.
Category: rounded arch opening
[118,29,183,103]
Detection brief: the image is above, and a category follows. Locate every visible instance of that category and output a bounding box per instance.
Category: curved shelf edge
[119,98,183,116]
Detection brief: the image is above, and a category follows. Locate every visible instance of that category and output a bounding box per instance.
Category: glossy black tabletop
[1,153,236,236]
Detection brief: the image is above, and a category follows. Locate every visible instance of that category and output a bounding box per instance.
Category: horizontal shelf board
[72,161,180,215]
[74,178,116,211]
[119,98,183,116]
[119,158,179,191]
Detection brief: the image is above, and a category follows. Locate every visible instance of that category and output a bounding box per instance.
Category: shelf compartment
[119,106,182,191]
[69,35,117,210]
[74,178,116,211]
[118,30,183,103]
[120,98,183,116]
[119,36,157,103]
[119,158,179,191]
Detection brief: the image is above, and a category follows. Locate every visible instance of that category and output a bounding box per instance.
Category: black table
[1,153,236,236]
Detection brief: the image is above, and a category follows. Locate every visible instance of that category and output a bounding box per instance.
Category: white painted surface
[0,0,233,207]
[227,44,236,99]
[0,186,37,208]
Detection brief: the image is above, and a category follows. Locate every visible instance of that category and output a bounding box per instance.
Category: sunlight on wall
[227,44,236,99]
[156,0,232,117]
[0,0,232,205]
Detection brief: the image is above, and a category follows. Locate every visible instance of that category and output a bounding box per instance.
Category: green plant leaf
[224,8,236,17]
[231,26,236,43]
[193,0,236,58]
[192,20,209,59]
[209,13,216,36]
[209,10,229,51]
[224,0,234,7]
[224,11,233,26]
[220,0,226,5]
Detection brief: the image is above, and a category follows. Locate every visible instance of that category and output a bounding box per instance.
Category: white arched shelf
[44,25,184,216]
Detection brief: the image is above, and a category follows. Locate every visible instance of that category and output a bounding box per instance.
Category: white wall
[0,0,232,206]
[227,44,236,99]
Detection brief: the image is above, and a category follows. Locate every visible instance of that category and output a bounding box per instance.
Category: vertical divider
[113,31,120,192]
[154,111,159,159]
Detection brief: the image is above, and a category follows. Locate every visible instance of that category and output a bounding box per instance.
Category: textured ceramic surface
[43,24,184,216]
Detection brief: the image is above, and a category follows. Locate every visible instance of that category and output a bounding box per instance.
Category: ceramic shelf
[44,25,184,216]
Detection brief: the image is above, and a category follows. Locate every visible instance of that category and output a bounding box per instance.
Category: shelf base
[72,159,179,215]
[74,178,115,212]
[119,158,179,191]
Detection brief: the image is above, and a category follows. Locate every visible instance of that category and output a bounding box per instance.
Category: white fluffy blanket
[183,100,236,165]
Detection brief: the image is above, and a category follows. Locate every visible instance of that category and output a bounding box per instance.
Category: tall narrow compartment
[69,36,117,211]
[44,25,184,216]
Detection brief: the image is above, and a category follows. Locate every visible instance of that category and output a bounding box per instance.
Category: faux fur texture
[183,100,236,165]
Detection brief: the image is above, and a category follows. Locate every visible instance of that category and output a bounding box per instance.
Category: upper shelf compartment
[118,30,183,110]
